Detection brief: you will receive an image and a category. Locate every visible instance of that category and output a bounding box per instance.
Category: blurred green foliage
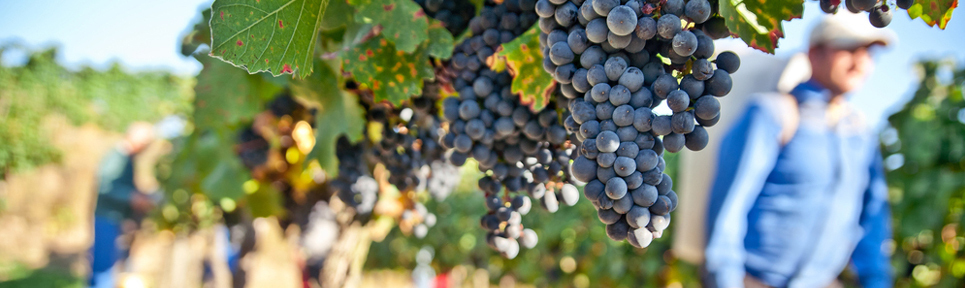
[883,60,965,287]
[0,46,194,178]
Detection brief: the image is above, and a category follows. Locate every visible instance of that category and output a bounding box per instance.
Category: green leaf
[907,0,958,29]
[426,24,455,59]
[348,0,430,53]
[489,25,555,112]
[342,36,435,105]
[209,0,330,78]
[718,0,804,54]
[193,55,284,131]
[292,60,365,177]
[320,0,354,30]
[199,132,249,201]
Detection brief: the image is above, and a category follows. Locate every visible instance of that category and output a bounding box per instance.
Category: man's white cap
[809,12,897,49]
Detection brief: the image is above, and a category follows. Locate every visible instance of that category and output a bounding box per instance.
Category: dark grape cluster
[537,0,739,247]
[414,0,477,36]
[440,0,583,258]
[820,0,908,28]
[329,136,379,216]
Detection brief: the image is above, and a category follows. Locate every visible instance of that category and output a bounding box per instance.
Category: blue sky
[0,1,961,127]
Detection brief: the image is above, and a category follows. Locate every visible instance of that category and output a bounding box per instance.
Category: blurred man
[89,122,156,288]
[704,14,896,288]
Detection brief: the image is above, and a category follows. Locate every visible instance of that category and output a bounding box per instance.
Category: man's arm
[851,146,893,288]
[705,100,784,288]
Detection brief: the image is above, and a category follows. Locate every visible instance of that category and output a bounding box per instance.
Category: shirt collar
[789,79,832,104]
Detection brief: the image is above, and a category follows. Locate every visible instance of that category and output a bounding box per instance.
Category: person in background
[704,13,896,288]
[89,122,157,288]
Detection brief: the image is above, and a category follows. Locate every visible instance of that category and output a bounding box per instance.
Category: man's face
[809,45,875,95]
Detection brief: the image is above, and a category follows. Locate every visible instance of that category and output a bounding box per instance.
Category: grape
[607,31,632,49]
[651,115,672,136]
[852,0,877,11]
[520,229,539,248]
[642,61,665,85]
[630,183,658,207]
[664,0,685,15]
[635,16,657,40]
[651,74,679,99]
[679,75,704,101]
[685,125,709,151]
[618,67,645,92]
[632,107,654,132]
[580,46,607,67]
[550,42,575,65]
[715,51,741,74]
[869,5,892,28]
[616,141,639,158]
[626,205,651,228]
[650,195,672,215]
[535,0,556,18]
[696,113,720,127]
[685,0,711,23]
[605,219,630,241]
[613,156,637,177]
[705,69,733,96]
[663,132,685,153]
[634,133,655,150]
[561,183,580,206]
[656,13,681,39]
[604,57,628,81]
[571,100,597,123]
[586,18,609,43]
[596,131,620,152]
[596,103,616,122]
[609,85,632,106]
[580,0,601,20]
[666,90,690,113]
[580,120,602,139]
[598,208,622,224]
[586,64,609,86]
[539,16,559,33]
[627,227,654,248]
[634,149,658,172]
[702,17,730,39]
[606,5,638,36]
[625,34,647,53]
[591,83,611,102]
[613,193,634,214]
[571,156,598,182]
[671,30,697,56]
[845,0,862,13]
[597,152,617,167]
[568,28,590,54]
[592,0,619,16]
[583,180,606,202]
[693,33,715,59]
[691,58,714,81]
[597,166,616,182]
[548,29,569,45]
[897,0,914,9]
[630,88,653,108]
[555,64,576,84]
[671,111,695,134]
[555,2,579,27]
[616,126,638,142]
[612,104,635,126]
[820,0,838,14]
[694,96,720,120]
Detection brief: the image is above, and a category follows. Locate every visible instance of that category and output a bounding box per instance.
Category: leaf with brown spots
[719,0,803,54]
[489,25,555,112]
[209,0,330,78]
[343,36,435,106]
[348,0,429,53]
[907,0,958,29]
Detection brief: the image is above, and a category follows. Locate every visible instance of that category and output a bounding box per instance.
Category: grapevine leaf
[489,25,555,112]
[343,36,435,105]
[426,24,455,59]
[199,132,250,201]
[348,0,429,53]
[209,0,330,78]
[193,55,284,131]
[321,0,354,30]
[718,0,804,54]
[292,60,365,177]
[907,0,958,29]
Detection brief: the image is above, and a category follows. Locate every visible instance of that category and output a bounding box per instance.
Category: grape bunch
[820,0,912,28]
[536,0,739,247]
[414,0,477,36]
[439,0,584,258]
[329,136,379,216]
